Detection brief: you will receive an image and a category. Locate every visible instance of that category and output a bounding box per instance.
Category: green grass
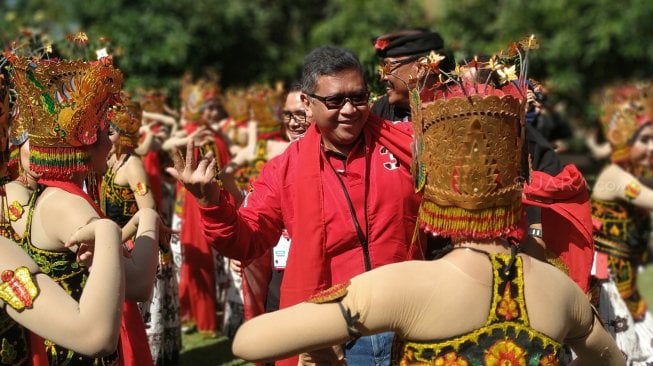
[179,332,251,366]
[640,264,653,307]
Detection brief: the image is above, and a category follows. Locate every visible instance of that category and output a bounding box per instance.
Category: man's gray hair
[300,46,365,95]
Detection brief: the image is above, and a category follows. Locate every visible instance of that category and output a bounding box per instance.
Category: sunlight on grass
[180,332,251,366]
[639,264,653,307]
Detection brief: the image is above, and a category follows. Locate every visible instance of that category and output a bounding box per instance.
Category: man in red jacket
[168,46,422,365]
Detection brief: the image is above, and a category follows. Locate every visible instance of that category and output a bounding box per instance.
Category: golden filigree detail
[109,94,142,148]
[10,56,123,148]
[418,95,524,210]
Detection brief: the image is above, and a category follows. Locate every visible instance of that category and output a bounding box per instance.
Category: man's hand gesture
[166,140,221,207]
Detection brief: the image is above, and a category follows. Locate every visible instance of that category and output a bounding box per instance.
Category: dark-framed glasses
[281,111,307,124]
[378,54,423,78]
[306,91,370,110]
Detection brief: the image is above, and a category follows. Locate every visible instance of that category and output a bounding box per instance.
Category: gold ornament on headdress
[222,88,249,122]
[9,55,123,179]
[180,73,220,123]
[109,93,142,149]
[410,35,535,239]
[597,83,653,163]
[247,83,284,139]
[137,88,167,114]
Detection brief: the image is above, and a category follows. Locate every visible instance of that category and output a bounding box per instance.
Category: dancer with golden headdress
[0,66,128,366]
[7,47,160,365]
[164,73,231,338]
[100,94,159,366]
[133,88,182,365]
[590,82,653,364]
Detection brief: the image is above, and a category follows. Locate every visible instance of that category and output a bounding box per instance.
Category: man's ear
[301,93,313,120]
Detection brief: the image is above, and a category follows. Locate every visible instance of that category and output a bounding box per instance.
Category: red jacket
[200,118,421,305]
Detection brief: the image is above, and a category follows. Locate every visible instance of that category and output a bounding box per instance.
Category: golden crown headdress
[247,83,284,139]
[137,88,167,114]
[222,87,249,122]
[411,35,537,240]
[9,55,123,179]
[596,82,653,163]
[180,72,220,123]
[109,92,142,149]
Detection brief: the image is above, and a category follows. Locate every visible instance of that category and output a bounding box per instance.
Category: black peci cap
[373,29,445,58]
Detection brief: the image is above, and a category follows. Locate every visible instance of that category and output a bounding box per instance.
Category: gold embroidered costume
[393,252,561,365]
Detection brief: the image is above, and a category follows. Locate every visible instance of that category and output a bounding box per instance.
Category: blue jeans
[344,332,394,366]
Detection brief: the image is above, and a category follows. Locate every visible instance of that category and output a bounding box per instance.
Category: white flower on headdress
[488,55,501,71]
[418,51,446,74]
[497,65,517,84]
[96,48,108,60]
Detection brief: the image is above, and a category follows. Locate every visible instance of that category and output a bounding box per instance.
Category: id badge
[273,235,291,270]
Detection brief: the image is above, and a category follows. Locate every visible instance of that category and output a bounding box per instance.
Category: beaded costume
[100,156,138,227]
[0,58,32,366]
[21,187,119,365]
[135,90,182,365]
[592,198,650,320]
[0,308,31,365]
[7,52,122,366]
[590,82,653,364]
[392,251,562,365]
[177,75,231,337]
[102,95,156,366]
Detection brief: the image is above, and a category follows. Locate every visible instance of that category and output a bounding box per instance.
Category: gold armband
[308,281,350,304]
[0,267,40,311]
[134,182,149,196]
[625,180,641,201]
[7,201,24,221]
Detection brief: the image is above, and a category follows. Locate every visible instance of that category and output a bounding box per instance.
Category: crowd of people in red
[0,26,650,366]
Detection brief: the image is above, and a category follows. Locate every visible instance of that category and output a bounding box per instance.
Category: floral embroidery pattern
[434,351,468,366]
[101,160,138,226]
[392,254,561,365]
[538,353,559,366]
[0,338,17,364]
[484,339,526,366]
[497,282,519,320]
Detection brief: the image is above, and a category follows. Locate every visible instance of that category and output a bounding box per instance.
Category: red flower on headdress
[374,39,390,51]
[3,49,16,63]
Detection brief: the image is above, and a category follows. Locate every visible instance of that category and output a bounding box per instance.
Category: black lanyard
[323,140,371,271]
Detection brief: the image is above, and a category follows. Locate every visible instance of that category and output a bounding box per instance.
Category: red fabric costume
[178,124,231,334]
[200,115,420,363]
[142,149,163,210]
[522,164,595,292]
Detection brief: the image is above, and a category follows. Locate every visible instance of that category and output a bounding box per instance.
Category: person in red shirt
[168,45,422,365]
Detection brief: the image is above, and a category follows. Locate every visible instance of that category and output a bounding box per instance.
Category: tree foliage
[2,0,653,123]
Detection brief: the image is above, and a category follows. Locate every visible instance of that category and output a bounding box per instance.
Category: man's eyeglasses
[281,111,307,124]
[305,91,370,110]
[378,54,423,78]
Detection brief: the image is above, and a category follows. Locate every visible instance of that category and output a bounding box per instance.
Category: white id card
[273,235,291,270]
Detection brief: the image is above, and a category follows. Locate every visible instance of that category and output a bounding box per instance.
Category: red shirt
[200,120,421,289]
